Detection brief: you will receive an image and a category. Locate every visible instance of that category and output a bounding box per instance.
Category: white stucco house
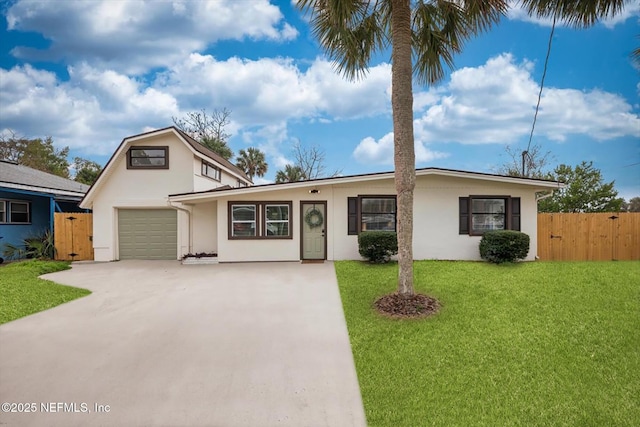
[80,127,561,262]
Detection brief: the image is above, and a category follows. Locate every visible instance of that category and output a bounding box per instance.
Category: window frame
[201,160,221,181]
[126,146,169,169]
[0,199,31,224]
[228,201,293,240]
[347,195,397,235]
[459,195,520,236]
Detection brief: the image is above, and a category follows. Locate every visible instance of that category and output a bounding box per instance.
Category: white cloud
[6,0,298,74]
[507,1,640,28]
[1,52,637,169]
[0,64,180,155]
[353,133,449,166]
[157,54,391,125]
[412,53,640,145]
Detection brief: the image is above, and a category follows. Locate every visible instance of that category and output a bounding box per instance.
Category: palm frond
[297,0,389,81]
[412,0,507,85]
[518,0,627,28]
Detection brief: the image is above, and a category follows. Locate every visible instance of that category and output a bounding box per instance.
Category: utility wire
[526,14,557,155]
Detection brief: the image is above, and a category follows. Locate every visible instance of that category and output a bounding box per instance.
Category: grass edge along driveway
[335,260,640,427]
[0,260,91,324]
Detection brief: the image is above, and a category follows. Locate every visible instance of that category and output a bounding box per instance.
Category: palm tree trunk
[391,0,415,297]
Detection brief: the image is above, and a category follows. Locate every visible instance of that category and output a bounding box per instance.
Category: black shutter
[510,197,521,231]
[348,197,358,235]
[459,197,469,235]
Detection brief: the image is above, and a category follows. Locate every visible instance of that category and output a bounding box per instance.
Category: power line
[526,14,557,156]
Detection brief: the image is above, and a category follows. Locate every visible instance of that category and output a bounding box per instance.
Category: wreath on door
[304,207,324,229]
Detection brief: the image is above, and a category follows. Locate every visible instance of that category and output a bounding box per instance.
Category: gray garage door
[118,209,177,260]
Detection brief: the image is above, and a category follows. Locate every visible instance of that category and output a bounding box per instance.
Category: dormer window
[127,146,169,169]
[202,161,221,181]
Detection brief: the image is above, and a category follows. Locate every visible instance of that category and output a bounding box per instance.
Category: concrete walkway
[0,261,366,427]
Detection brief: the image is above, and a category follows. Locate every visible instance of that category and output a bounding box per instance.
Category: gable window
[201,161,221,181]
[127,146,169,169]
[347,195,396,234]
[237,180,248,188]
[228,202,292,239]
[0,200,30,224]
[459,196,520,235]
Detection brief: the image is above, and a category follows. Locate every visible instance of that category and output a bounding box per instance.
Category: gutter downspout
[167,200,193,256]
[536,191,554,202]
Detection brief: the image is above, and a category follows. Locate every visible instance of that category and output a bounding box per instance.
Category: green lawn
[335,261,640,427]
[0,260,91,324]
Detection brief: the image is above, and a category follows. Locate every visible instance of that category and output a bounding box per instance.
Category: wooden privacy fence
[54,213,94,261]
[537,212,640,261]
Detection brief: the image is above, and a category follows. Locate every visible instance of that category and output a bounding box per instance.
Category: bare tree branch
[291,140,342,179]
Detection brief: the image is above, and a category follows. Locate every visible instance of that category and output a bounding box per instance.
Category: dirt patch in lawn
[374,293,440,319]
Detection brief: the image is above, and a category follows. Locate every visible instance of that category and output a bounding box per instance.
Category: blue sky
[1,0,638,199]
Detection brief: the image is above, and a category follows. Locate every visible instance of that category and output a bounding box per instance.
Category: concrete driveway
[0,261,366,427]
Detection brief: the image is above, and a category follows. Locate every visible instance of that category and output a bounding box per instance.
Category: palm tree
[297,0,507,297]
[275,164,306,183]
[297,0,625,298]
[235,147,268,180]
[202,136,234,160]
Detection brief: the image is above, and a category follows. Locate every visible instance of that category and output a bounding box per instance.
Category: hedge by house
[358,231,398,263]
[479,230,530,264]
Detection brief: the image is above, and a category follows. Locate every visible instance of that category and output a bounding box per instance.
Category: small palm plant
[2,230,57,260]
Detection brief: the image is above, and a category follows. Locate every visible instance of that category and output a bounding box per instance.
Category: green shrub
[358,231,398,263]
[2,230,57,260]
[479,230,530,264]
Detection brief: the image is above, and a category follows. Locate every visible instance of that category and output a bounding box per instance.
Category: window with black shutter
[459,196,521,235]
[347,197,358,235]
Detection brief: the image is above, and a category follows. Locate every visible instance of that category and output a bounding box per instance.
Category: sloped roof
[173,128,250,182]
[80,127,251,209]
[0,160,89,196]
[169,167,562,202]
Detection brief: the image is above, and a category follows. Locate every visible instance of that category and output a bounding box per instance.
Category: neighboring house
[0,160,89,250]
[81,127,562,262]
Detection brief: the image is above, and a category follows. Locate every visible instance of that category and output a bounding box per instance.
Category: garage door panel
[118,209,177,260]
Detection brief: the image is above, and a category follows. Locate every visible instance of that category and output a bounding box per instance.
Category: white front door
[301,202,326,260]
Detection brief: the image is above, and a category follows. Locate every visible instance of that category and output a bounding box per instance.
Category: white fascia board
[417,169,564,189]
[1,182,86,198]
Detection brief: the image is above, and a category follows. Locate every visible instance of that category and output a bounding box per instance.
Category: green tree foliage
[201,136,233,161]
[275,164,306,183]
[172,108,234,160]
[73,157,102,185]
[539,161,624,213]
[235,147,268,180]
[0,132,70,178]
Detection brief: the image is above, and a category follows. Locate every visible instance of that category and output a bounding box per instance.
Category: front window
[265,204,290,236]
[459,196,520,235]
[228,202,292,239]
[361,197,396,231]
[471,198,506,233]
[231,205,256,237]
[0,200,30,224]
[127,146,169,169]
